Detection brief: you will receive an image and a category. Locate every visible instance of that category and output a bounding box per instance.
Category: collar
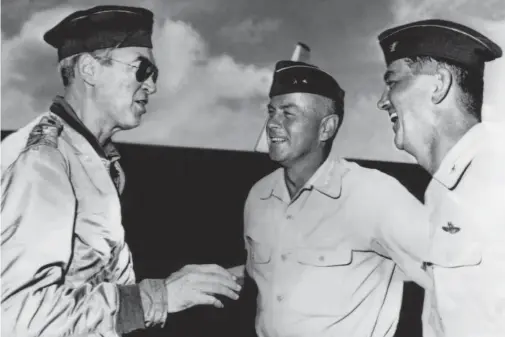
[50,95,120,162]
[261,154,344,201]
[433,123,488,189]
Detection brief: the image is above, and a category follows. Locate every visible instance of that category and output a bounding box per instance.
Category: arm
[368,175,432,288]
[235,190,259,337]
[1,146,143,336]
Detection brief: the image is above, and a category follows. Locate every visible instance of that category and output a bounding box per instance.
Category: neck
[422,115,478,175]
[284,149,327,199]
[64,88,116,146]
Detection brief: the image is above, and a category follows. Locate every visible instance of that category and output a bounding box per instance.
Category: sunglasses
[95,55,159,83]
[131,57,159,83]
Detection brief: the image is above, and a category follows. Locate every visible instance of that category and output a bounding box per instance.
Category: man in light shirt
[377,19,505,337]
[233,59,431,337]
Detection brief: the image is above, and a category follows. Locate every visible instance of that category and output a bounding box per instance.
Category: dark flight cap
[44,5,154,61]
[269,60,345,105]
[378,19,502,73]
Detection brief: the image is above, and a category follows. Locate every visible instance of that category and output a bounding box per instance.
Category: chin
[393,129,405,150]
[120,118,142,131]
[268,150,286,164]
[394,139,404,151]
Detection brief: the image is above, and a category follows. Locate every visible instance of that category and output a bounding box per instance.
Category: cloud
[2,6,77,127]
[392,0,505,23]
[1,5,273,151]
[218,18,281,45]
[114,17,273,148]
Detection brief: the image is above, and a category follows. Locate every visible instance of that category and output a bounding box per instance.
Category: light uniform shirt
[422,122,505,337]
[244,154,431,337]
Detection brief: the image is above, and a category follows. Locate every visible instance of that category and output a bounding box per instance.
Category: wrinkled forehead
[268,92,324,109]
[110,46,156,63]
[383,58,415,79]
[387,58,413,72]
[269,92,304,106]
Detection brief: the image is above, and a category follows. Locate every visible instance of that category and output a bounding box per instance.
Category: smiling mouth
[389,112,398,124]
[269,137,287,144]
[135,99,148,107]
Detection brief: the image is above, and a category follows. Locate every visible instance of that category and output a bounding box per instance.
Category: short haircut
[58,48,114,87]
[311,94,344,150]
[405,56,484,121]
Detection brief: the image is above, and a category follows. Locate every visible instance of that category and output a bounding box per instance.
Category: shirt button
[276,295,284,302]
[281,254,288,261]
[318,255,325,262]
[286,215,293,220]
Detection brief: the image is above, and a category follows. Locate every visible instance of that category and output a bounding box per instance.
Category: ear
[319,114,339,142]
[77,53,99,86]
[432,66,453,105]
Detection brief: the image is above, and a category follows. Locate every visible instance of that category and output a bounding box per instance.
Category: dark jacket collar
[50,95,120,162]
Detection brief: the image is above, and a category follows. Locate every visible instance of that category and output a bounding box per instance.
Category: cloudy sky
[2,0,505,163]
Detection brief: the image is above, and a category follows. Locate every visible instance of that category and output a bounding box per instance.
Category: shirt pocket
[246,235,272,264]
[288,246,353,316]
[296,247,353,267]
[427,209,484,328]
[245,235,273,280]
[428,197,482,268]
[429,225,482,268]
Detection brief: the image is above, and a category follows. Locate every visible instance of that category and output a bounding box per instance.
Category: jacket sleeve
[1,145,143,336]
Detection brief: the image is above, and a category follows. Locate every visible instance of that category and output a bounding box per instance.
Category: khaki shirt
[422,122,505,337]
[1,98,134,336]
[244,154,431,337]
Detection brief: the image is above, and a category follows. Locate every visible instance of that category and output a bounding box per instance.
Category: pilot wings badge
[442,222,461,234]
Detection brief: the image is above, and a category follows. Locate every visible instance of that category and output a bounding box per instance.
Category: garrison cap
[269,60,345,105]
[44,5,154,61]
[378,19,502,73]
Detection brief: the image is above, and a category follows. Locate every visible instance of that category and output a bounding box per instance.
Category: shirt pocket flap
[429,224,482,268]
[246,235,272,264]
[296,247,353,267]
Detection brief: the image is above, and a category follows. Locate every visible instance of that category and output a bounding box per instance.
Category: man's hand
[164,264,242,312]
[227,264,245,287]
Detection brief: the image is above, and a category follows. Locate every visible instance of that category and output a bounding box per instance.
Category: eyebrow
[267,103,299,110]
[135,55,149,63]
[134,55,157,65]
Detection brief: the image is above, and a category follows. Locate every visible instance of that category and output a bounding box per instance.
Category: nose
[266,111,283,131]
[142,75,157,95]
[377,89,390,111]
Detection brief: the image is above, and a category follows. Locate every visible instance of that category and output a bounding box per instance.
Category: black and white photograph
[1,1,505,337]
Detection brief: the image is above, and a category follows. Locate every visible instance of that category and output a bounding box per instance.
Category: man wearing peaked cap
[377,19,505,337]
[231,52,433,337]
[1,5,241,337]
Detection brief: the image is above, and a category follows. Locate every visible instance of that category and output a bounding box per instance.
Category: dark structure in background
[1,131,430,337]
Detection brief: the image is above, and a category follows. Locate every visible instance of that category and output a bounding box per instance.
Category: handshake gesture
[164,264,244,312]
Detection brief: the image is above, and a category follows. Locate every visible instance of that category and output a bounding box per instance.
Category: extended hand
[164,264,242,312]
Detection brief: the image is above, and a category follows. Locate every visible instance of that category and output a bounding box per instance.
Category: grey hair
[404,56,484,121]
[58,48,114,87]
